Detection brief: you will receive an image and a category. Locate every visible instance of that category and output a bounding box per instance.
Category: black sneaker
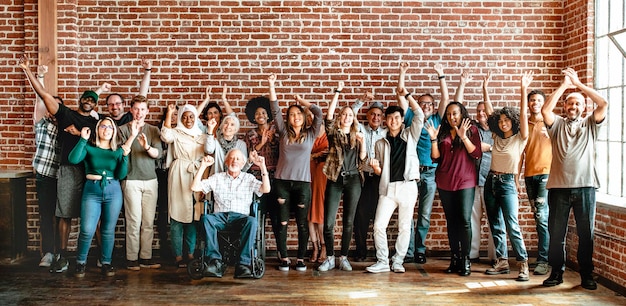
[74,263,86,278]
[543,271,564,287]
[139,258,161,269]
[127,260,140,271]
[278,259,290,271]
[52,255,69,273]
[415,253,427,264]
[101,264,115,277]
[295,260,306,272]
[203,259,225,278]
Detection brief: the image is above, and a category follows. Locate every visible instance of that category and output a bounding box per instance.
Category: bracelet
[461,137,468,142]
[145,146,151,151]
[430,139,437,142]
[438,75,445,80]
[334,89,341,93]
[145,68,152,71]
[261,173,268,177]
[404,93,411,99]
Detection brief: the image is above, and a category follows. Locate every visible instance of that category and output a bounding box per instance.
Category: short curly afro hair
[487,107,520,138]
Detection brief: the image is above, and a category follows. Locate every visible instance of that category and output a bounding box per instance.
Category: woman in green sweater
[69,117,137,277]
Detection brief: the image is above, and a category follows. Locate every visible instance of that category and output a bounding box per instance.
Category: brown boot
[485,258,510,275]
[517,260,529,281]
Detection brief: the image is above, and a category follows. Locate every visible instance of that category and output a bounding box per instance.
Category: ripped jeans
[524,174,549,263]
[273,179,311,260]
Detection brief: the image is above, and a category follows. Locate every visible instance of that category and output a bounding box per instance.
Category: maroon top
[434,125,482,191]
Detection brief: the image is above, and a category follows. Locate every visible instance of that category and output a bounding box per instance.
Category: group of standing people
[21,55,607,289]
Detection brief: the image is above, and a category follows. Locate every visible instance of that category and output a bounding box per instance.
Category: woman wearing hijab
[161,103,207,268]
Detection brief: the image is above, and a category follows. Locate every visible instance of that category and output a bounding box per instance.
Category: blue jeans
[548,187,595,276]
[484,173,528,261]
[273,179,311,259]
[525,174,549,263]
[414,167,437,255]
[36,173,57,254]
[439,187,474,257]
[202,212,257,266]
[354,174,380,258]
[76,179,123,265]
[170,219,196,258]
[323,174,361,257]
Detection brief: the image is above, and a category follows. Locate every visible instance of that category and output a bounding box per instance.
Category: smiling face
[181,111,195,129]
[288,105,304,129]
[385,111,403,134]
[476,103,488,126]
[564,93,585,120]
[498,113,513,137]
[206,106,221,125]
[339,107,355,129]
[528,93,545,115]
[107,94,124,118]
[446,104,462,128]
[221,116,238,139]
[418,95,435,118]
[366,108,383,129]
[254,107,269,125]
[225,149,246,175]
[79,97,96,113]
[130,101,148,122]
[97,118,116,141]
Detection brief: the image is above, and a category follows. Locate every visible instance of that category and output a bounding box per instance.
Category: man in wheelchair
[191,149,270,278]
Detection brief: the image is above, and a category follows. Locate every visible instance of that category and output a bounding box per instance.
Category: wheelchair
[187,197,266,279]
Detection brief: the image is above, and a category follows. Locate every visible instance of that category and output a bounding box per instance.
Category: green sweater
[68,138,128,180]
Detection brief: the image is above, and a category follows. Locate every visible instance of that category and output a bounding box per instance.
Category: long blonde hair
[95,117,118,150]
[335,106,359,149]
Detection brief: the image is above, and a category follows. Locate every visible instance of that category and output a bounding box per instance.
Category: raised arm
[519,71,532,140]
[542,72,574,127]
[327,81,344,120]
[397,62,410,112]
[434,63,450,119]
[191,155,215,192]
[138,59,152,97]
[563,68,608,123]
[18,55,59,115]
[454,70,472,104]
[33,65,48,124]
[221,84,234,115]
[482,71,494,116]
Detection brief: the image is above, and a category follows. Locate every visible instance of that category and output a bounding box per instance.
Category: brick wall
[3,0,624,288]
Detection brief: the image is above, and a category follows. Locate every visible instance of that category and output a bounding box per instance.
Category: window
[595,0,626,202]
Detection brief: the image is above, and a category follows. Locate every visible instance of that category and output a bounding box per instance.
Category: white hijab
[175,104,202,137]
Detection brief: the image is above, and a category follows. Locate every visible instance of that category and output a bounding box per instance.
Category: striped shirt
[33,117,61,178]
[199,171,262,215]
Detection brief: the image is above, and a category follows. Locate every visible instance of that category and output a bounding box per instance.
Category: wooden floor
[1,254,624,305]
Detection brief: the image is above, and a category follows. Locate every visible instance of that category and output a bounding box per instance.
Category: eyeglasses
[419,102,434,107]
[99,125,115,130]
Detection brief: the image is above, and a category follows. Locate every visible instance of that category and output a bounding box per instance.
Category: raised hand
[355,132,364,143]
[521,71,534,89]
[460,70,473,85]
[457,118,472,139]
[267,73,276,86]
[482,70,492,88]
[424,120,439,140]
[167,103,176,114]
[141,58,152,70]
[80,127,91,140]
[433,63,444,77]
[18,55,30,70]
[200,155,215,168]
[362,92,374,102]
[206,118,217,134]
[562,68,581,88]
[221,84,228,101]
[399,62,409,73]
[130,120,141,138]
[336,81,344,92]
[37,65,48,76]
[100,82,112,93]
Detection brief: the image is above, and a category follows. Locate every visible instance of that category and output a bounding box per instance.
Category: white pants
[373,181,418,264]
[470,186,496,260]
[123,179,159,261]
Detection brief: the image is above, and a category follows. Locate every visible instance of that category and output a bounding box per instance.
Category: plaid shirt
[200,172,262,215]
[33,117,61,178]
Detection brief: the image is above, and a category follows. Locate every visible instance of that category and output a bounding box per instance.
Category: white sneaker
[366,260,390,273]
[317,255,335,272]
[97,259,103,268]
[391,261,405,273]
[39,252,54,267]
[339,257,352,271]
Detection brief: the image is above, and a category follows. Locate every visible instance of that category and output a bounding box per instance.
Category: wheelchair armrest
[205,199,214,215]
[249,195,260,218]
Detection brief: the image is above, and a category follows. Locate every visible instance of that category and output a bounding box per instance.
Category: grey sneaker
[485,258,510,275]
[366,260,390,273]
[39,252,54,268]
[391,261,405,273]
[51,255,69,273]
[534,262,549,275]
[338,257,352,271]
[317,255,335,272]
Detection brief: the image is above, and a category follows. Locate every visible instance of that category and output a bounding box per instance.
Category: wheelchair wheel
[187,258,204,280]
[253,257,265,279]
